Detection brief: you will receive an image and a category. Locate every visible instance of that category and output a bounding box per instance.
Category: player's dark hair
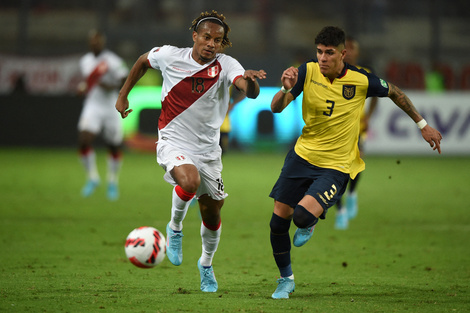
[190,10,232,48]
[315,26,346,47]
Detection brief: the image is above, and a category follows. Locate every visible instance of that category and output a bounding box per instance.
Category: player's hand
[243,69,267,81]
[115,97,133,119]
[281,67,298,90]
[421,125,442,154]
[77,81,87,96]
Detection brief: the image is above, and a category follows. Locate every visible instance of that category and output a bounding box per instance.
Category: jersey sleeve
[221,54,245,85]
[79,54,89,77]
[290,62,308,100]
[367,72,389,98]
[147,45,173,71]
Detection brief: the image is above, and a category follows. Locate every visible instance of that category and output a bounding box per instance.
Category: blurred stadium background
[0,0,469,154]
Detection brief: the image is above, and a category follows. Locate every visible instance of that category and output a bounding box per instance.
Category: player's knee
[172,166,200,193]
[78,131,95,146]
[79,144,92,155]
[270,213,291,234]
[174,173,200,193]
[199,195,223,224]
[108,145,122,158]
[293,205,318,229]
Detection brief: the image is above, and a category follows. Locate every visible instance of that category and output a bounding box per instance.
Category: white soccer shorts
[156,142,227,201]
[78,103,123,145]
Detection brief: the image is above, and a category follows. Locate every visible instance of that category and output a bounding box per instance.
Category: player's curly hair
[190,10,232,48]
[315,26,345,47]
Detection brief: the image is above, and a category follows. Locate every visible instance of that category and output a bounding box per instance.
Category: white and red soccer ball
[125,226,166,268]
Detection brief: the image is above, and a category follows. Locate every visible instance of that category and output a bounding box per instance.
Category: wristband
[281,86,292,94]
[417,119,427,130]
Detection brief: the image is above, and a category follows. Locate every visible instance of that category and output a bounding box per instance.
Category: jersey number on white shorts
[216,178,224,192]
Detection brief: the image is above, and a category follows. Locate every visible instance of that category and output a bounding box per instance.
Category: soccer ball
[125,226,166,268]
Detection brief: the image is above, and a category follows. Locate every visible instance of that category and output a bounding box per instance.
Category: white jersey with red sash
[147,45,245,154]
[80,50,128,107]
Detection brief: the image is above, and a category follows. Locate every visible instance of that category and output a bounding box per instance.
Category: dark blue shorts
[269,148,349,218]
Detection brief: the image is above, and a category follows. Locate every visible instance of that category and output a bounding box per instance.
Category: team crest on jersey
[342,85,356,100]
[207,65,219,78]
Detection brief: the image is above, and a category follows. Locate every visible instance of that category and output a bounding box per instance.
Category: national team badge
[342,85,356,100]
[207,65,219,78]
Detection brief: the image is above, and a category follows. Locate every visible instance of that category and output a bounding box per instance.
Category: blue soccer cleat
[346,193,358,219]
[81,180,99,197]
[293,226,315,247]
[272,277,295,299]
[197,258,218,292]
[107,182,119,201]
[335,209,349,230]
[166,222,183,266]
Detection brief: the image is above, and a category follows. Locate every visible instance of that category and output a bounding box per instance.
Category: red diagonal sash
[86,61,108,92]
[159,60,221,129]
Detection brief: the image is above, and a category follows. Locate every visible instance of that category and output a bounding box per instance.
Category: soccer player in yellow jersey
[335,36,379,229]
[269,26,442,299]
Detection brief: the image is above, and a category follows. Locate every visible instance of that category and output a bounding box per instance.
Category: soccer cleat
[81,180,99,197]
[107,183,119,201]
[335,209,349,230]
[166,223,183,266]
[293,226,314,247]
[346,193,358,219]
[272,277,295,299]
[197,258,218,292]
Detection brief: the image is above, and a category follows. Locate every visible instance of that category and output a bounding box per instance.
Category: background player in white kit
[115,11,266,292]
[77,30,128,200]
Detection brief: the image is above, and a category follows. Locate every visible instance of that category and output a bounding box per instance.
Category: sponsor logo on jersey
[342,85,356,100]
[172,66,192,73]
[311,80,328,89]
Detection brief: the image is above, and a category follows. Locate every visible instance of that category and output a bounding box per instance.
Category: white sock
[169,187,192,231]
[199,222,221,267]
[107,154,122,184]
[283,274,294,280]
[80,149,99,182]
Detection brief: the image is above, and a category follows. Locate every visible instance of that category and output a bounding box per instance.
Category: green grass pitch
[0,148,469,312]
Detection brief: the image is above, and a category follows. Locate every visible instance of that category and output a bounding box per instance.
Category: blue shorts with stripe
[269,148,349,218]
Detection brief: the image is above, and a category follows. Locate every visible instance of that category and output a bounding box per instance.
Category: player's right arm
[116,52,151,119]
[387,82,442,153]
[271,67,298,113]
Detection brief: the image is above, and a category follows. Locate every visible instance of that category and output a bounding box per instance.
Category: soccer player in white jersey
[77,30,128,201]
[115,11,266,292]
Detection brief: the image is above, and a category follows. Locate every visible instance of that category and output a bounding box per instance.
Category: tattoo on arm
[388,83,421,122]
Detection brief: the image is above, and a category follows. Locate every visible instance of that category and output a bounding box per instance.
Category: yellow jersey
[291,61,389,179]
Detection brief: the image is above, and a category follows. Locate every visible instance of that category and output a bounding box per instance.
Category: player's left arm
[234,69,267,99]
[388,83,443,154]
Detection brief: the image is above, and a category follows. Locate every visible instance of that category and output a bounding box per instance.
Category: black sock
[349,174,360,193]
[270,213,293,277]
[336,197,343,211]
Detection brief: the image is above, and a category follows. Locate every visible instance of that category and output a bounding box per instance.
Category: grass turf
[0,148,469,312]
